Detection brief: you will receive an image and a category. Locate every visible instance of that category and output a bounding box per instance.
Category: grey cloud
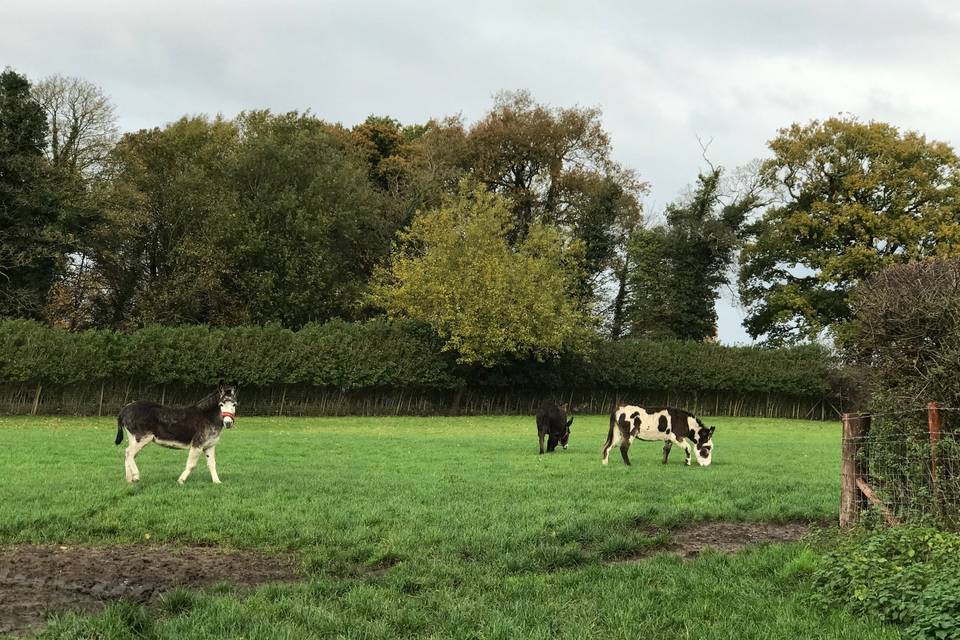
[4,0,959,343]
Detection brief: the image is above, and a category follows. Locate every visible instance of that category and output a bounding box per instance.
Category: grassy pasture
[0,415,896,639]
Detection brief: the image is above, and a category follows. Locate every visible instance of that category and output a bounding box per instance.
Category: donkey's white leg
[122,429,134,482]
[178,446,202,485]
[125,433,152,483]
[124,446,133,483]
[204,447,221,484]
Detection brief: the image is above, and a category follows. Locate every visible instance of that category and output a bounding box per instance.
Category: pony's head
[695,426,715,466]
[560,415,573,449]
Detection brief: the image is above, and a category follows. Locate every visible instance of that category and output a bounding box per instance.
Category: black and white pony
[115,386,238,484]
[601,405,715,467]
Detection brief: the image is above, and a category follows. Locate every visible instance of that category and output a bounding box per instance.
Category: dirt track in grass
[669,521,815,558]
[0,545,300,636]
[609,520,820,564]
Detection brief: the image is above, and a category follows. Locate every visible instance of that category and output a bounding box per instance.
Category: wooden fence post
[841,412,870,528]
[30,383,43,416]
[929,401,941,514]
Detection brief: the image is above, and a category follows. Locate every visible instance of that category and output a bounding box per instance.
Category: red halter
[221,411,235,420]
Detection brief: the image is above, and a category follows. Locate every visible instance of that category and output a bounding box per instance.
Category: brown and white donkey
[115,386,238,484]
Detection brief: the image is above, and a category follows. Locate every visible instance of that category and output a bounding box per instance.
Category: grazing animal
[536,402,573,454]
[115,386,238,484]
[601,405,715,467]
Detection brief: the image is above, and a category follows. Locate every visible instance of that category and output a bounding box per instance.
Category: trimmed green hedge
[0,319,458,389]
[478,339,831,396]
[0,319,831,397]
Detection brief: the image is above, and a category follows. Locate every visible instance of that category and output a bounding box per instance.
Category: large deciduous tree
[349,115,470,227]
[84,116,240,327]
[227,110,395,327]
[466,91,646,293]
[32,74,118,177]
[0,68,68,320]
[371,182,588,366]
[739,117,960,345]
[351,93,646,330]
[81,111,396,329]
[24,75,117,329]
[625,167,761,341]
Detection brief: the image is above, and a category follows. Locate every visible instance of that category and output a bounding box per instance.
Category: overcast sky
[5,0,960,343]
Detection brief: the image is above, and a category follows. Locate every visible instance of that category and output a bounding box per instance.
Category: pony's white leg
[661,440,673,464]
[204,447,221,484]
[677,438,693,466]
[178,446,202,485]
[619,436,633,466]
[125,433,152,482]
[601,423,621,465]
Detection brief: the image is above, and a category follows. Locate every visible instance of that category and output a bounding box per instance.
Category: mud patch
[609,520,817,564]
[0,544,300,636]
[669,521,814,559]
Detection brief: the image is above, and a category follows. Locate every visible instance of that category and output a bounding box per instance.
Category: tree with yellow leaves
[372,182,589,366]
[739,117,960,345]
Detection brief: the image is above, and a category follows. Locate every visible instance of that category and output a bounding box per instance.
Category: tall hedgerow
[0,319,831,398]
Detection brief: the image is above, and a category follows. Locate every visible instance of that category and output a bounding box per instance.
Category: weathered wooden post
[30,383,43,416]
[929,402,941,514]
[840,412,870,528]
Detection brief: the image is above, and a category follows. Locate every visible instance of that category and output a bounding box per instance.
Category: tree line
[3,65,960,365]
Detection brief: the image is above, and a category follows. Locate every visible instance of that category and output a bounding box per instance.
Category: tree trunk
[609,259,631,339]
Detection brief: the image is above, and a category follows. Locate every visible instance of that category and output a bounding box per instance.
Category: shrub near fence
[0,319,834,417]
[841,259,960,528]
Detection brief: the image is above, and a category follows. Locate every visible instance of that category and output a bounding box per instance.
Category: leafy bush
[844,258,960,415]
[843,259,960,523]
[812,527,960,639]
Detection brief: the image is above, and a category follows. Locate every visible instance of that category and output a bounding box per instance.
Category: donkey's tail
[115,415,124,445]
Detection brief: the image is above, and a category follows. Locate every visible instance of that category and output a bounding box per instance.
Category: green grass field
[0,414,898,639]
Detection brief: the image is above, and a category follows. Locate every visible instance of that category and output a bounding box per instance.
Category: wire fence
[842,405,960,530]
